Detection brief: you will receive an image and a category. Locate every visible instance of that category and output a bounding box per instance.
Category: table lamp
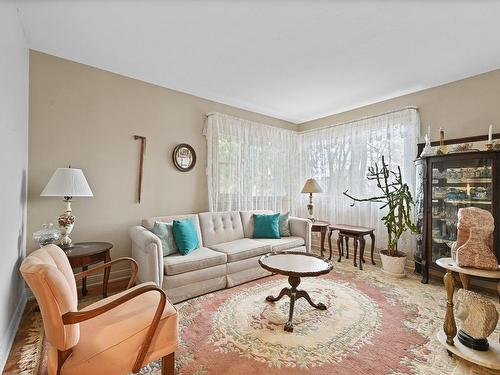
[301,178,323,222]
[41,167,93,249]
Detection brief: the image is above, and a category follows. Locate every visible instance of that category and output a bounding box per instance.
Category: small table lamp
[41,167,93,249]
[301,178,323,222]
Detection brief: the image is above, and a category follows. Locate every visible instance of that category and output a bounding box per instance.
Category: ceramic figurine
[451,207,498,270]
[455,289,499,351]
[420,125,435,157]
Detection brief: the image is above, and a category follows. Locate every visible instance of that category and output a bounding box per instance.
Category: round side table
[65,242,113,298]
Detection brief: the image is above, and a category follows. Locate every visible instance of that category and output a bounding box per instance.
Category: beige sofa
[129,210,311,303]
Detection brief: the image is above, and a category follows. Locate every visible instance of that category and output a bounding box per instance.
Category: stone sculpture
[451,207,498,270]
[455,289,499,351]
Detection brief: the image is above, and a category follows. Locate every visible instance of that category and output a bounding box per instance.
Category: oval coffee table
[259,251,333,332]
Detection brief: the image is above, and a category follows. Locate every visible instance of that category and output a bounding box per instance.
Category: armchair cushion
[60,282,178,375]
[20,245,80,351]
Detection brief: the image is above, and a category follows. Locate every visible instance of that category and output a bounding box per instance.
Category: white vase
[380,251,407,278]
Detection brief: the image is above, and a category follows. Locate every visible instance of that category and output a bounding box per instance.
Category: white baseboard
[0,290,27,372]
[25,268,132,301]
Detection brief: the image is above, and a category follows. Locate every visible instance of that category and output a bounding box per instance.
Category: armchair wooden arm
[62,284,167,373]
[74,257,138,292]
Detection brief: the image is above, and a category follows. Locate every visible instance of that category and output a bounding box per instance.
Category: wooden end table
[258,251,333,332]
[328,224,375,270]
[435,257,500,370]
[65,242,113,298]
[311,221,329,258]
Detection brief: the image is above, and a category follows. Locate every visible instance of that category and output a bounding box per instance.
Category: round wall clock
[172,144,196,171]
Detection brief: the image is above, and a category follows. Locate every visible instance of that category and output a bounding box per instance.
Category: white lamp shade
[41,168,94,197]
[301,178,323,194]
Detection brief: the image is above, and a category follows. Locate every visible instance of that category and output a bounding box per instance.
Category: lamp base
[307,196,315,222]
[58,199,75,251]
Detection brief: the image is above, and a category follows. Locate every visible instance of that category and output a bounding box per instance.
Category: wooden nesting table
[311,221,330,258]
[328,224,375,270]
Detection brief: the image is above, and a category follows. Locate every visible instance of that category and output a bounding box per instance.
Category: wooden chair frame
[55,257,174,375]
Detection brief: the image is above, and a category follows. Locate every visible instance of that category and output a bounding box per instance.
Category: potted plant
[343,156,418,277]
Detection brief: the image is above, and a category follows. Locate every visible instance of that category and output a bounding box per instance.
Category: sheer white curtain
[206,113,299,213]
[296,107,420,252]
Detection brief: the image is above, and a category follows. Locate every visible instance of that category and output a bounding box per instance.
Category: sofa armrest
[129,226,164,287]
[289,217,312,252]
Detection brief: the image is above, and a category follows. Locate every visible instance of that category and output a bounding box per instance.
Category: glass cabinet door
[430,157,494,263]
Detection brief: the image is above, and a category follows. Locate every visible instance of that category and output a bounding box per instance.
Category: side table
[311,221,329,258]
[435,257,500,370]
[328,224,375,270]
[65,242,113,298]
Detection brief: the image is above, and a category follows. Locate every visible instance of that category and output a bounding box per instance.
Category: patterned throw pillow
[279,212,291,237]
[153,221,178,256]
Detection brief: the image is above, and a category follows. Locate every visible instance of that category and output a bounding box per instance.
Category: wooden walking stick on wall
[134,135,146,204]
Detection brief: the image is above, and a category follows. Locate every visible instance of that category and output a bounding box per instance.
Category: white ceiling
[15,1,500,124]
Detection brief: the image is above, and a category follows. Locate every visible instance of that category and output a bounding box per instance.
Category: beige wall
[27,51,295,275]
[28,51,500,284]
[300,68,500,142]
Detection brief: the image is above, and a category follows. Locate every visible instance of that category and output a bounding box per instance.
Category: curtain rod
[299,106,419,134]
[206,106,418,133]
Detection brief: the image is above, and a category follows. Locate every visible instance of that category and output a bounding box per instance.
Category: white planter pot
[380,251,407,278]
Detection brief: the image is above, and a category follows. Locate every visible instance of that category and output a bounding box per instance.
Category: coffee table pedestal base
[266,275,327,332]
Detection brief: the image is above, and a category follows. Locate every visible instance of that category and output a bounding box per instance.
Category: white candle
[427,125,430,138]
[488,124,493,142]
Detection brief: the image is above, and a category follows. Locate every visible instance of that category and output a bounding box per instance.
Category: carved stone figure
[451,207,498,270]
[455,289,499,350]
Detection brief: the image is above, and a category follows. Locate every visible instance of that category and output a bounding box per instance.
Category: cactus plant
[343,156,418,257]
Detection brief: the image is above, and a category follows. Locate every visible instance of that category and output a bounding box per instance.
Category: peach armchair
[20,244,178,375]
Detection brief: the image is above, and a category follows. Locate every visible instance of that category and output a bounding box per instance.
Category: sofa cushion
[143,214,203,246]
[253,213,280,239]
[240,210,273,238]
[199,211,244,246]
[172,219,199,255]
[279,212,291,237]
[163,247,227,276]
[152,221,178,256]
[209,238,271,263]
[254,236,305,252]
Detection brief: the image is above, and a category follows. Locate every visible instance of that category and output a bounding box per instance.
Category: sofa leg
[162,353,175,375]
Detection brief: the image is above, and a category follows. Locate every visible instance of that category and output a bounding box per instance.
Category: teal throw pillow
[172,219,200,255]
[152,221,178,256]
[279,212,291,237]
[253,213,281,239]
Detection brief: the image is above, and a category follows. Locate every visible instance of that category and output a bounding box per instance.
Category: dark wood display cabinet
[414,150,500,283]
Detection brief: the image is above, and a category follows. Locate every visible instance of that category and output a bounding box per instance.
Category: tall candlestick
[437,127,448,155]
[427,125,431,138]
[488,124,493,143]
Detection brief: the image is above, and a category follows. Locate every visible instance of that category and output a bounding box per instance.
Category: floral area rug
[12,261,500,374]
